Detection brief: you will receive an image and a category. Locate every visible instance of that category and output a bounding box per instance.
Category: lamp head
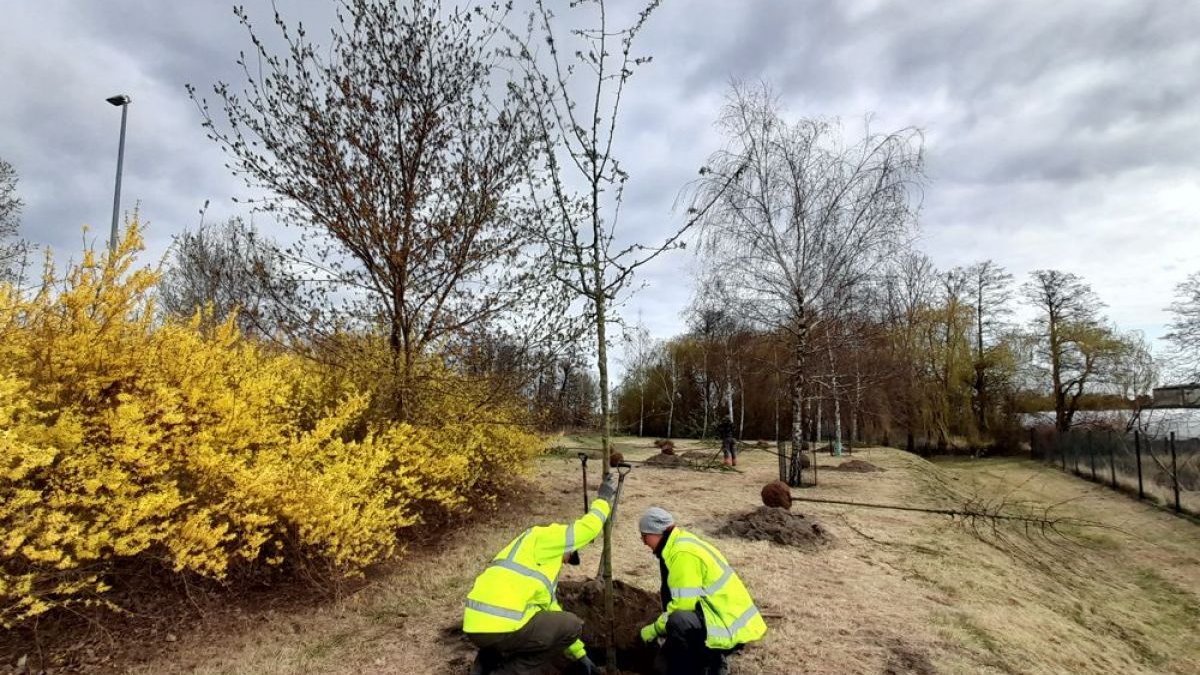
[106,94,131,106]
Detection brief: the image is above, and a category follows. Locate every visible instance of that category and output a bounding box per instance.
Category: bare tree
[505,0,749,661]
[1165,271,1200,381]
[159,217,300,338]
[693,83,924,484]
[191,0,554,419]
[0,158,29,284]
[655,339,681,439]
[621,321,655,436]
[1109,330,1158,431]
[965,260,1014,432]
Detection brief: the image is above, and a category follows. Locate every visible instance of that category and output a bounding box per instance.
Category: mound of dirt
[653,439,675,453]
[557,579,660,674]
[832,459,885,473]
[643,453,692,468]
[680,450,716,460]
[717,506,833,550]
[609,452,624,466]
[760,481,792,509]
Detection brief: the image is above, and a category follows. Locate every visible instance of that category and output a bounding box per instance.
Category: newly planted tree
[504,0,737,663]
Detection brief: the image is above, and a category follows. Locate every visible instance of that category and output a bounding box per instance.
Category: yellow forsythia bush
[0,223,539,627]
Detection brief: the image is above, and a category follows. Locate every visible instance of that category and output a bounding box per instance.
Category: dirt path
[89,441,1200,674]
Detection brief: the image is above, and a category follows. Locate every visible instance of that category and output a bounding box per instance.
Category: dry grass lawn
[112,438,1200,674]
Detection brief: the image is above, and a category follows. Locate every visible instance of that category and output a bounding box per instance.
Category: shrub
[0,224,537,627]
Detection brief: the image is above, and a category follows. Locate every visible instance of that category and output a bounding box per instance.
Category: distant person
[716,417,737,467]
[462,474,618,675]
[636,507,766,675]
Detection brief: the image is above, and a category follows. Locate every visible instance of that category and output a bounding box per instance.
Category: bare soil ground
[8,437,1200,674]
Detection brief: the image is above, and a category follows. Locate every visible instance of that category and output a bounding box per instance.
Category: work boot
[468,650,492,675]
[706,651,730,675]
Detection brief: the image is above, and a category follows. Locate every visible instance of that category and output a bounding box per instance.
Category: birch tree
[692,83,924,484]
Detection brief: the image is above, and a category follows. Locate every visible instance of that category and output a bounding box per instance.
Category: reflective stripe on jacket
[463,498,611,659]
[649,526,766,649]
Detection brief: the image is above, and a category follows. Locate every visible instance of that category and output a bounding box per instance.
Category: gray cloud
[1,0,1197,372]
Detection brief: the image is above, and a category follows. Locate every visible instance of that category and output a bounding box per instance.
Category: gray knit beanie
[638,507,675,534]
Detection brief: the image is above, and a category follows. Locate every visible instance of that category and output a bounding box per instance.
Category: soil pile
[609,451,625,466]
[760,481,792,509]
[653,439,675,453]
[557,579,661,674]
[832,459,885,473]
[643,453,692,468]
[717,506,833,550]
[680,450,718,461]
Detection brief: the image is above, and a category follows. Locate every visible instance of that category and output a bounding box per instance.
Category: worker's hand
[596,473,618,502]
[639,623,658,643]
[576,654,599,675]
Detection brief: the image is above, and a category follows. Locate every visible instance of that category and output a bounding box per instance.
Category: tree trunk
[638,381,644,437]
[828,339,842,456]
[816,396,823,452]
[851,354,862,444]
[737,372,746,439]
[974,281,987,432]
[788,320,808,486]
[666,396,674,438]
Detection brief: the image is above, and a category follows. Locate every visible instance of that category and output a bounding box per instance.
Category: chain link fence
[1032,428,1200,517]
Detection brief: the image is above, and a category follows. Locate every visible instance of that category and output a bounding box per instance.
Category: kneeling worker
[637,507,766,675]
[462,472,618,675]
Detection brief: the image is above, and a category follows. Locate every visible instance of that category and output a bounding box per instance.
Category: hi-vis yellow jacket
[648,527,767,650]
[462,498,611,660]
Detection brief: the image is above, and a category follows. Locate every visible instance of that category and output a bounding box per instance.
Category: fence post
[812,445,819,487]
[1108,432,1117,488]
[1088,430,1096,481]
[1134,430,1144,500]
[1070,430,1079,475]
[1170,431,1181,514]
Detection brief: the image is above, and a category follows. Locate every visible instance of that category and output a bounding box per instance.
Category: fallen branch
[786,494,1064,525]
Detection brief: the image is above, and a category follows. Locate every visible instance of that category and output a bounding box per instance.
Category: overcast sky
[2,0,1197,373]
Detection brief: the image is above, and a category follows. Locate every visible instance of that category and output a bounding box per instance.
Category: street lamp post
[106,94,131,253]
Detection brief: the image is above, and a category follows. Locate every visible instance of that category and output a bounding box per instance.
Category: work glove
[640,623,659,643]
[576,654,599,675]
[596,472,619,502]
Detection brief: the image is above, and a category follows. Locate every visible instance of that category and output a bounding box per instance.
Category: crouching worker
[637,507,766,675]
[462,473,619,675]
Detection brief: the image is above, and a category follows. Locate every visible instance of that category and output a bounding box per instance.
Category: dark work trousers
[655,610,729,675]
[465,610,583,675]
[721,437,737,461]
